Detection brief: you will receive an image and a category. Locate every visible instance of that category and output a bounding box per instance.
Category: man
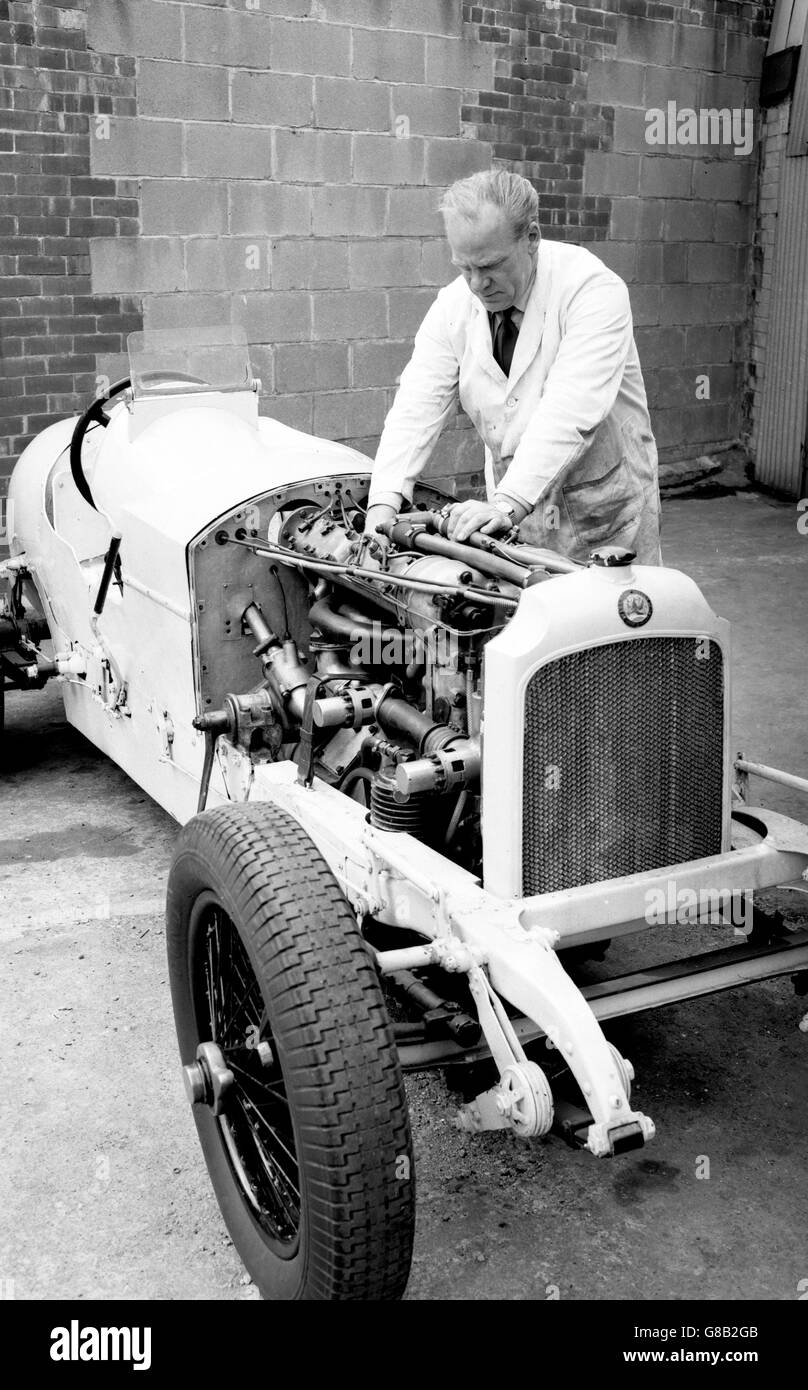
[364,169,661,563]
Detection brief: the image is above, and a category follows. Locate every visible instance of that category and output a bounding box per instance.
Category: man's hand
[355,502,398,562]
[445,499,513,543]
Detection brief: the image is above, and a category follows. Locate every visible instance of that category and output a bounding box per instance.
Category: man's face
[445,206,539,311]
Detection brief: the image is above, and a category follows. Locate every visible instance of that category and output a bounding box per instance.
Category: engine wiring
[337,490,361,529]
[227,536,520,610]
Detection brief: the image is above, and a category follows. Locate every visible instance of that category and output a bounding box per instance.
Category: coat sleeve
[368,291,460,507]
[496,266,634,510]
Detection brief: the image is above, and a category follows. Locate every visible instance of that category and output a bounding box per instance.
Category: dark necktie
[491,307,519,377]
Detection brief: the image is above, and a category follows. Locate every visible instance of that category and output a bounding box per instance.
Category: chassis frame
[215,749,808,1158]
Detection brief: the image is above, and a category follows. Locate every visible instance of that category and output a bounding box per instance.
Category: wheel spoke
[229,1068,299,1174]
[206,928,217,1039]
[215,910,229,1036]
[226,1097,300,1233]
[212,912,263,1047]
[220,971,262,1047]
[195,899,301,1245]
[238,1092,299,1174]
[226,1058,288,1106]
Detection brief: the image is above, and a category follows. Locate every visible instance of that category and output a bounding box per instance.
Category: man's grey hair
[438,169,539,240]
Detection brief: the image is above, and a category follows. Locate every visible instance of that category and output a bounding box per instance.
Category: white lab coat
[369,237,661,563]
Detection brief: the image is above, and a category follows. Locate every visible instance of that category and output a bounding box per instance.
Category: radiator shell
[481,563,731,899]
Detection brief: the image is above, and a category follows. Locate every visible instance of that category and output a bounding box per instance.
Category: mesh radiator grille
[521,637,724,896]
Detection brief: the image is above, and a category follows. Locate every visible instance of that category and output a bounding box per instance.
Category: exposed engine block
[194,485,541,874]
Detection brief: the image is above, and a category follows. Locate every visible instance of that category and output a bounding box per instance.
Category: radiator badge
[618,589,653,627]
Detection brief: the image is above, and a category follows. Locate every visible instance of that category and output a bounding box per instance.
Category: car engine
[190,475,562,880]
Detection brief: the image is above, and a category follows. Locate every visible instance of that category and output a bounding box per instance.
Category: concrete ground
[2,483,807,1302]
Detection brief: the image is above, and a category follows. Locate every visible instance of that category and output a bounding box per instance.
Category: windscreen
[126,325,254,398]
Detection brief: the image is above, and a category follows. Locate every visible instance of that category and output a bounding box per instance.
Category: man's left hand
[445,500,512,543]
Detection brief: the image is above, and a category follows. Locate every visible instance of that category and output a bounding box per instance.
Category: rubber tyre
[166,801,415,1301]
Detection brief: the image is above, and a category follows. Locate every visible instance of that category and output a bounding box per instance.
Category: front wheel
[166,802,415,1300]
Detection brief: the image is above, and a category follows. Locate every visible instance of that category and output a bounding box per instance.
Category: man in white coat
[364,169,661,564]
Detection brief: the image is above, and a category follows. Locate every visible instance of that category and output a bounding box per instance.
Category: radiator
[521,637,725,895]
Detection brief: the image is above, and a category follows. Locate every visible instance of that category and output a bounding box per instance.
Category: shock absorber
[387,969,481,1048]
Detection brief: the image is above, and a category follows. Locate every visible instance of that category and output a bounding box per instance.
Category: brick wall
[2,0,772,494]
[0,0,143,476]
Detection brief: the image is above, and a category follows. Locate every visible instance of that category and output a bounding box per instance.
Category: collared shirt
[488,261,538,519]
[487,258,537,349]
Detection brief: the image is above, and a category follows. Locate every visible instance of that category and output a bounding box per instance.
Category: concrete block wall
[1,0,773,493]
[84,1,496,492]
[459,3,768,461]
[747,98,790,455]
[593,12,767,459]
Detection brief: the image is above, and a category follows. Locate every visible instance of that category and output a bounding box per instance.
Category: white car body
[5,338,808,1166]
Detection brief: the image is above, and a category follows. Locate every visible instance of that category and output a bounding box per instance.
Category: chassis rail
[395,928,808,1069]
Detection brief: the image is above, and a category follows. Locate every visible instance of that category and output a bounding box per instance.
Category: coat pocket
[561,420,645,548]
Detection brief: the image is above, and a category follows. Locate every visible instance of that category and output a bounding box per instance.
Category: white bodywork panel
[8,392,373,822]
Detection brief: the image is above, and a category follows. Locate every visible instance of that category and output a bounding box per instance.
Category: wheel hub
[183,1041,234,1116]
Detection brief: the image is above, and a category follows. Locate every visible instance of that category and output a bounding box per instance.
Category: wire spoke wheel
[193,897,300,1245]
[167,802,415,1301]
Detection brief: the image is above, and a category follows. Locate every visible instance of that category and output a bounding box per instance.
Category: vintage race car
[3,326,808,1301]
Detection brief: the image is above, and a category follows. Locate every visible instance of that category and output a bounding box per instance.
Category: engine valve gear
[312,687,376,731]
[395,738,481,797]
[370,769,435,837]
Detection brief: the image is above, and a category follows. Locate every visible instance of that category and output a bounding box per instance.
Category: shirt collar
[488,255,538,324]
[512,256,538,314]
